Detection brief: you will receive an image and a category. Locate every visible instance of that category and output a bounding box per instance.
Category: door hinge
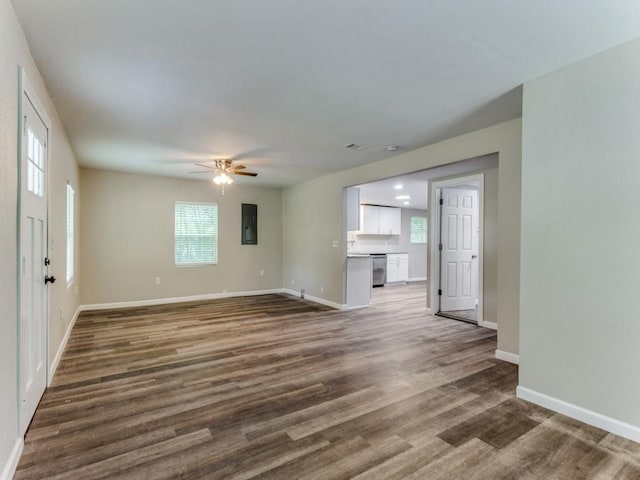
[438,289,442,296]
[23,115,27,135]
[44,257,51,266]
[438,243,442,251]
[439,198,443,205]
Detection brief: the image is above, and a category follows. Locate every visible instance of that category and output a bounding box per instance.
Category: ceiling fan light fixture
[213,172,233,185]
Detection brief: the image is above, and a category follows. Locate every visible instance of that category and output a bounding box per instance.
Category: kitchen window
[175,201,218,266]
[410,216,427,244]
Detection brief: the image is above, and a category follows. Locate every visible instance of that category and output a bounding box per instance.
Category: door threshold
[436,312,478,326]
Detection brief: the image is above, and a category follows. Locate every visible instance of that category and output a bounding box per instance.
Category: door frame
[17,67,52,435]
[430,173,493,329]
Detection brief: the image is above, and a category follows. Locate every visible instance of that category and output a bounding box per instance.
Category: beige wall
[0,0,80,471]
[80,169,283,304]
[283,119,521,355]
[521,38,640,428]
[483,167,498,325]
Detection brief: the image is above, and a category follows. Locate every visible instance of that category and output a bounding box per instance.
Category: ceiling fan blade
[231,148,273,161]
[194,162,215,170]
[229,164,246,170]
[233,171,258,177]
[189,170,213,174]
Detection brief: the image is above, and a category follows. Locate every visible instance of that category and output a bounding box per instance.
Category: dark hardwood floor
[15,283,640,479]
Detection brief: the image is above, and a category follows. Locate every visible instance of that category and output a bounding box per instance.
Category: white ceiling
[12,1,640,186]
[357,153,497,210]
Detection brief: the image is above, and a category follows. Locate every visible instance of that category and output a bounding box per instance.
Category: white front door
[19,90,50,435]
[439,188,478,311]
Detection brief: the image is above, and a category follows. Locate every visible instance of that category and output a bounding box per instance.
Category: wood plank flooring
[16,283,640,479]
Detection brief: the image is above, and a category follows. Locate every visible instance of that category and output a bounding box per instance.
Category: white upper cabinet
[359,205,401,235]
[360,205,380,234]
[378,206,401,235]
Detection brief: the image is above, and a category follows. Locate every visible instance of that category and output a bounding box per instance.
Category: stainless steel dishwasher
[371,254,387,287]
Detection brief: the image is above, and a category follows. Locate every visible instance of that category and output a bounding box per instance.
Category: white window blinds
[66,183,75,284]
[410,216,427,244]
[175,202,218,265]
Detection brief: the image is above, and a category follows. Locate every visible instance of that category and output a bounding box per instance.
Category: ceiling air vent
[344,143,366,150]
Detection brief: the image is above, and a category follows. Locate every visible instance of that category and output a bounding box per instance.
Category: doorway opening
[432,174,484,326]
[343,154,497,321]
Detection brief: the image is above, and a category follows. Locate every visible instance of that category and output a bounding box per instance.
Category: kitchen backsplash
[347,232,403,254]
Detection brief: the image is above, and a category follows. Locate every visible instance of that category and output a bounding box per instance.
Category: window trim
[66,182,75,287]
[410,215,427,244]
[174,201,219,267]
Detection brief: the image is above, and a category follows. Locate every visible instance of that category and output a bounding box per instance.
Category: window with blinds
[175,202,218,265]
[66,183,75,285]
[410,216,427,244]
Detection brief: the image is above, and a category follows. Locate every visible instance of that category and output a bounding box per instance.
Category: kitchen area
[344,174,428,309]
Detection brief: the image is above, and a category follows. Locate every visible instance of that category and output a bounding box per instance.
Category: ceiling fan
[193,159,258,179]
[191,159,258,193]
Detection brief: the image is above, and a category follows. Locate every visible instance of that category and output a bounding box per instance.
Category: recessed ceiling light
[394,184,403,190]
[395,195,410,200]
[403,201,410,205]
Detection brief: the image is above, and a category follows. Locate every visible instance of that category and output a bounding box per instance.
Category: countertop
[347,252,408,256]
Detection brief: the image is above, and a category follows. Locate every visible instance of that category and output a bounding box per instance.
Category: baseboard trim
[517,386,640,443]
[80,289,286,312]
[408,277,427,282]
[480,320,498,331]
[495,349,519,365]
[281,289,345,310]
[49,306,81,384]
[1,438,23,480]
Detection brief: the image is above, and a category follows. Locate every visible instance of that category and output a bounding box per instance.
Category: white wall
[283,119,521,355]
[520,38,640,432]
[0,0,80,474]
[80,169,282,305]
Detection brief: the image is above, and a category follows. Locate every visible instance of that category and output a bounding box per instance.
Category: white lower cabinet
[386,254,409,283]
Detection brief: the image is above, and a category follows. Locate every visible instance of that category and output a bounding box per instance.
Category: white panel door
[20,92,50,435]
[440,188,478,311]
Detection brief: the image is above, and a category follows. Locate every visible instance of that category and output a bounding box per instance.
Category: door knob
[471,255,478,259]
[44,275,56,285]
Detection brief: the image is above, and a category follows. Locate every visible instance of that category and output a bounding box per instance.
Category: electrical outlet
[222,288,227,294]
[291,278,295,285]
[320,286,324,294]
[332,240,339,248]
[260,269,264,276]
[155,276,161,285]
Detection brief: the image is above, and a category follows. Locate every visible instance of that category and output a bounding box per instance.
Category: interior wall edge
[495,349,519,365]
